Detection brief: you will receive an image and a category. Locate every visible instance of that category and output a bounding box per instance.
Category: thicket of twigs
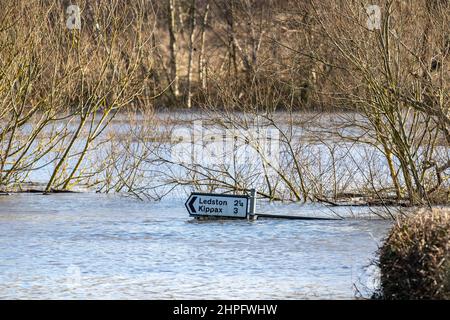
[0,0,154,192]
[0,1,449,208]
[137,0,450,206]
[376,208,449,299]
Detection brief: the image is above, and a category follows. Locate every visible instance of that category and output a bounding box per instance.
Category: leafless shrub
[377,208,450,299]
[0,0,159,192]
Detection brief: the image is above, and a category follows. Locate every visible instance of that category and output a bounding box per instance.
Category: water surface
[0,193,391,299]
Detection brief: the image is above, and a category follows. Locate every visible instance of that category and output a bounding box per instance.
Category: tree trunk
[45,113,88,192]
[168,0,179,98]
[198,2,209,91]
[226,2,238,76]
[186,0,196,108]
[381,140,402,200]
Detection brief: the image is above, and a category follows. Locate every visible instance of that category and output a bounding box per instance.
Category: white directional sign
[185,193,250,218]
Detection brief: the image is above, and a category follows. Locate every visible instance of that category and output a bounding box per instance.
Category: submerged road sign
[185,192,250,218]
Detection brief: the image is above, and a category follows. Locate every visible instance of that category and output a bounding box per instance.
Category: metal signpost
[185,192,250,219]
[185,189,341,220]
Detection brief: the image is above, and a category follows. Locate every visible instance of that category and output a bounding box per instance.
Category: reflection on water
[0,193,391,299]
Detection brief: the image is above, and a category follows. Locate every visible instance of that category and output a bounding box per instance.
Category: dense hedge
[377,209,450,299]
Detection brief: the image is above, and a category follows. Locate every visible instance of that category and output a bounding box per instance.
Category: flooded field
[1,0,448,302]
[0,192,391,299]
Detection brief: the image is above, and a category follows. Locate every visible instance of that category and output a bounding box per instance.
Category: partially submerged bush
[378,208,450,299]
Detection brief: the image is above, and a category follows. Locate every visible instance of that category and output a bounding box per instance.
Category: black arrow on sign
[186,196,197,213]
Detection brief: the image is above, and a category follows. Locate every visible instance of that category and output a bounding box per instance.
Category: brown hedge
[378,208,450,299]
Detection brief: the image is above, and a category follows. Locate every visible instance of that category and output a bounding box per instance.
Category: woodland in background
[0,0,449,208]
